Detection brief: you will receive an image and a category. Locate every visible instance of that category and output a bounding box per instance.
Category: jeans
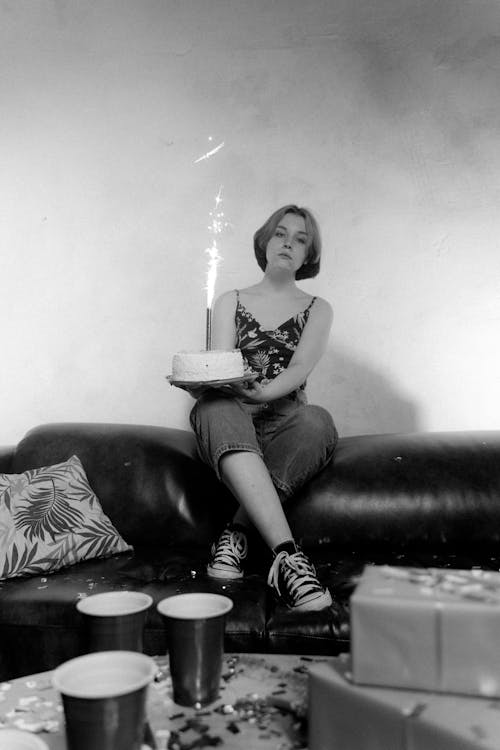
[189,390,338,499]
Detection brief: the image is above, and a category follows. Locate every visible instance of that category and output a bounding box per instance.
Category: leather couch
[1,422,499,680]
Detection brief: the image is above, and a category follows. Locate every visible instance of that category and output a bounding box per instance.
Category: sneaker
[207,527,248,580]
[267,549,333,612]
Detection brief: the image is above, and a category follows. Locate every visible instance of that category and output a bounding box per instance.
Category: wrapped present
[351,564,500,697]
[309,657,500,750]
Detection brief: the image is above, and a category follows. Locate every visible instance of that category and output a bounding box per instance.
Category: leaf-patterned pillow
[0,455,132,580]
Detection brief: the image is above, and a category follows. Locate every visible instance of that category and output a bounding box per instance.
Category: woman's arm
[233,297,333,404]
[211,290,238,350]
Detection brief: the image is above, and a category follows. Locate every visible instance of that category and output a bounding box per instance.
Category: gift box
[308,657,500,750]
[350,565,500,697]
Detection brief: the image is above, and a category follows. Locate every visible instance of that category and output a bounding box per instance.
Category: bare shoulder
[214,289,238,311]
[311,295,333,322]
[238,283,261,297]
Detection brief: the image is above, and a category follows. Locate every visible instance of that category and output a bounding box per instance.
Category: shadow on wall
[310,345,420,437]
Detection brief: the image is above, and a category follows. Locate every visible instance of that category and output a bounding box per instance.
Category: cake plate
[166,372,258,388]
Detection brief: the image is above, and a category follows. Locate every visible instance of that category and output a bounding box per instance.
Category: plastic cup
[52,650,156,750]
[0,730,49,749]
[157,593,233,707]
[76,591,153,652]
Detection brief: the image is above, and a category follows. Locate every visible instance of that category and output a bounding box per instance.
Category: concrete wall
[1,0,499,445]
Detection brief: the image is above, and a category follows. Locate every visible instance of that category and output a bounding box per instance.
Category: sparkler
[205,186,225,350]
[194,137,227,351]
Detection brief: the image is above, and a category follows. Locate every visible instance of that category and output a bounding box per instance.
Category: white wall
[1,0,499,446]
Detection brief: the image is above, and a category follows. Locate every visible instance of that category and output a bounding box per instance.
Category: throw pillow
[0,455,132,580]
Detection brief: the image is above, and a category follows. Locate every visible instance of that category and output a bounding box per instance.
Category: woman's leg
[261,400,338,501]
[219,451,294,549]
[190,392,293,545]
[190,392,333,610]
[189,392,260,481]
[190,393,282,578]
[249,398,337,611]
[220,449,332,611]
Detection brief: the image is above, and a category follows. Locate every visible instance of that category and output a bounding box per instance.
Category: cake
[171,349,245,382]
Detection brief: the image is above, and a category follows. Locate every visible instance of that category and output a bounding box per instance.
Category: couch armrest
[0,446,15,473]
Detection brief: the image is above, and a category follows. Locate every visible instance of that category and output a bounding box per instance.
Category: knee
[190,392,221,429]
[190,393,243,434]
[300,406,338,454]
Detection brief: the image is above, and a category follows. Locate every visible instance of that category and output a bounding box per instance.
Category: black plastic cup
[52,650,156,750]
[76,591,153,653]
[157,593,233,707]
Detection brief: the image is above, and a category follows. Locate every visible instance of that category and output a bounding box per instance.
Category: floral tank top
[235,290,317,388]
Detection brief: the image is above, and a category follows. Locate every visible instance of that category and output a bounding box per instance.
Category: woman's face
[265,213,309,275]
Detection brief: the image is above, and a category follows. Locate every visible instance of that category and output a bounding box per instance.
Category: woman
[189,204,338,612]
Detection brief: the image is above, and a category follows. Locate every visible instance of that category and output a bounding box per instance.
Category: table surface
[0,653,336,750]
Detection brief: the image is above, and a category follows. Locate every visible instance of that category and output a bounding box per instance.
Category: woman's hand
[224,378,267,403]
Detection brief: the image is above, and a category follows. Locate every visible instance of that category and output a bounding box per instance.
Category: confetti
[402,702,427,719]
[19,697,38,707]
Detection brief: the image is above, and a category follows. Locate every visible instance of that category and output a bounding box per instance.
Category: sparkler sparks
[205,186,226,349]
[194,140,225,164]
[194,137,227,349]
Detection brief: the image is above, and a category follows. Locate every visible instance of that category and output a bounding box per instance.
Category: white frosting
[172,349,244,382]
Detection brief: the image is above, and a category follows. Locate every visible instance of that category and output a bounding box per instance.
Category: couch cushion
[0,455,131,580]
[289,430,500,553]
[12,423,237,547]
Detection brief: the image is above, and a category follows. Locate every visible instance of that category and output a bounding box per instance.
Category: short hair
[253,205,322,280]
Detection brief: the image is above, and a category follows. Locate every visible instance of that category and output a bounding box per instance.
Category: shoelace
[212,529,248,566]
[267,550,323,602]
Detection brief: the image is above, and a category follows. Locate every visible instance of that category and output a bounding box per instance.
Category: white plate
[166,372,258,388]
